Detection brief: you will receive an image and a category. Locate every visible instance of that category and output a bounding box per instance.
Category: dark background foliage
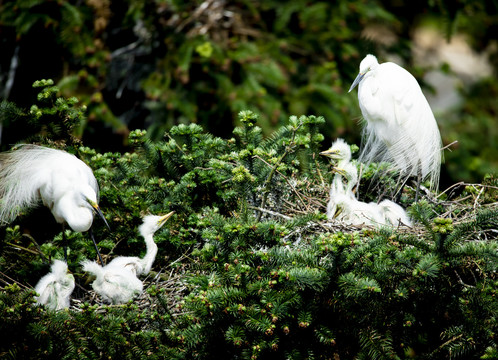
[0,0,497,187]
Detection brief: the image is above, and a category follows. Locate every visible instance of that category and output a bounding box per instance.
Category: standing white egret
[34,259,75,311]
[81,212,174,304]
[0,145,109,263]
[349,54,443,200]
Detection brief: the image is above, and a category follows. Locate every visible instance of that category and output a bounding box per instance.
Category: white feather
[0,145,99,231]
[81,259,143,305]
[351,54,443,191]
[80,212,173,304]
[34,260,75,310]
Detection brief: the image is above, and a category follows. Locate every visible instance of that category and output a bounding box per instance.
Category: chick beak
[158,211,175,227]
[319,149,339,158]
[349,72,365,93]
[332,167,347,176]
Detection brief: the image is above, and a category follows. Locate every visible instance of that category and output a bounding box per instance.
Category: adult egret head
[34,260,75,311]
[348,54,378,93]
[348,54,443,200]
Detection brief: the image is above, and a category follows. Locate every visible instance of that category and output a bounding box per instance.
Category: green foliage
[1,80,86,148]
[0,87,497,359]
[0,284,177,359]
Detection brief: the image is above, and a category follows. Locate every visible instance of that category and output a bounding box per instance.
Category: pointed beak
[348,72,364,93]
[158,211,175,227]
[332,167,347,176]
[320,149,339,158]
[89,201,111,231]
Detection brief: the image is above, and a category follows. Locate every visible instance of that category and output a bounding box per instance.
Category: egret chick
[321,139,359,219]
[378,199,412,227]
[319,138,352,169]
[349,54,443,199]
[324,163,359,220]
[333,192,384,226]
[81,212,174,304]
[0,145,109,263]
[106,212,174,275]
[81,260,143,304]
[333,163,412,227]
[34,260,75,311]
[329,164,383,226]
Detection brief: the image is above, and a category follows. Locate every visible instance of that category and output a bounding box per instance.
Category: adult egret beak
[89,200,111,230]
[158,211,175,227]
[348,72,365,93]
[319,148,340,158]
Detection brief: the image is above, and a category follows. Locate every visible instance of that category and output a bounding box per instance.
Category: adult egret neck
[0,145,109,263]
[349,54,443,200]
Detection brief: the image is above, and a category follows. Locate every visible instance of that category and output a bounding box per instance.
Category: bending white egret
[81,212,173,304]
[34,259,75,311]
[349,54,443,200]
[0,145,109,263]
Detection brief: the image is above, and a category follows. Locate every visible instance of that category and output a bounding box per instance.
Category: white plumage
[349,54,443,193]
[81,259,143,305]
[0,144,108,261]
[320,139,359,219]
[81,212,174,304]
[378,199,412,227]
[333,192,384,226]
[321,138,412,227]
[34,260,75,311]
[105,212,174,276]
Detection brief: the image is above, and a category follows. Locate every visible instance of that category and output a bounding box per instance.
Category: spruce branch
[256,121,303,222]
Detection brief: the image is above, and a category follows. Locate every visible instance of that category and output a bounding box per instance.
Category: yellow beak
[158,211,175,227]
[319,149,340,158]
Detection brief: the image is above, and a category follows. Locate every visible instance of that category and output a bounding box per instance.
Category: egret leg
[89,227,104,265]
[62,224,68,262]
[414,159,423,203]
